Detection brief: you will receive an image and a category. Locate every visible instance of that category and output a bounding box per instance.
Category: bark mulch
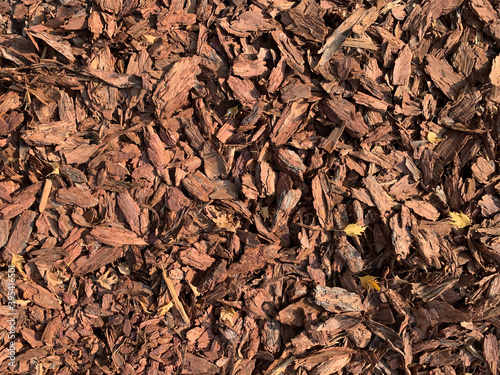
[1,0,500,374]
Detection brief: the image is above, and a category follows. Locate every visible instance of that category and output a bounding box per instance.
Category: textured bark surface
[0,0,499,374]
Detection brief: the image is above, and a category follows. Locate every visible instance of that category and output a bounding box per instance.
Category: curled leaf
[220,306,238,327]
[449,211,471,228]
[224,105,239,119]
[427,131,444,145]
[11,253,27,278]
[344,223,367,237]
[48,162,60,176]
[359,275,381,292]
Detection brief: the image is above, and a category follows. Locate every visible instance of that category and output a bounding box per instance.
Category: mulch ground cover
[0,0,500,373]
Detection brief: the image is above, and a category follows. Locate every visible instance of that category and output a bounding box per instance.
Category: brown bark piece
[0,183,42,220]
[56,186,99,208]
[233,54,267,78]
[425,55,466,99]
[280,80,311,103]
[320,96,369,138]
[316,8,366,78]
[227,76,261,108]
[393,45,412,86]
[352,92,388,112]
[483,333,499,375]
[28,30,76,63]
[179,247,215,271]
[271,29,306,76]
[74,245,125,275]
[153,56,201,119]
[4,210,36,256]
[405,200,440,221]
[182,171,214,202]
[19,281,62,310]
[228,244,280,276]
[90,225,147,247]
[117,191,141,234]
[390,205,412,260]
[274,148,306,180]
[22,121,76,146]
[364,175,394,216]
[336,236,364,274]
[413,229,441,269]
[226,9,279,37]
[271,100,309,145]
[313,285,364,313]
[470,0,499,24]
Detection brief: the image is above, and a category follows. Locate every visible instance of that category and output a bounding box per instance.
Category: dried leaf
[359,275,381,291]
[11,253,27,278]
[48,162,60,176]
[448,211,471,228]
[344,223,367,237]
[427,131,444,145]
[220,307,239,327]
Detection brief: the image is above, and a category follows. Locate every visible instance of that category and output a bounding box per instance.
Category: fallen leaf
[11,253,27,278]
[344,223,367,237]
[427,131,444,145]
[359,275,381,291]
[224,105,239,119]
[157,301,173,316]
[449,211,471,228]
[220,306,239,327]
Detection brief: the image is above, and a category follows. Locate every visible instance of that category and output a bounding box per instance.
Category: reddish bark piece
[19,281,62,310]
[425,55,466,99]
[56,186,99,208]
[153,56,201,119]
[227,76,261,108]
[182,171,214,202]
[0,183,42,220]
[22,121,76,146]
[271,100,309,145]
[226,9,279,37]
[233,54,268,78]
[27,30,76,63]
[313,285,364,313]
[271,29,306,76]
[364,175,394,216]
[405,200,440,221]
[4,210,36,256]
[178,247,215,271]
[90,225,147,247]
[392,45,412,86]
[274,148,306,180]
[228,244,280,276]
[73,245,125,275]
[321,96,369,138]
[116,191,141,234]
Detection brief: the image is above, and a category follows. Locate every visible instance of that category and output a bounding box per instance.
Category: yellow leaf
[427,131,444,145]
[138,298,151,313]
[359,275,381,291]
[141,34,157,46]
[157,302,173,316]
[48,162,60,176]
[224,105,239,119]
[220,306,238,327]
[449,211,471,228]
[344,223,367,237]
[11,254,27,278]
